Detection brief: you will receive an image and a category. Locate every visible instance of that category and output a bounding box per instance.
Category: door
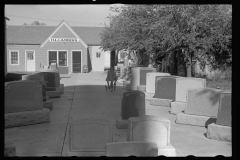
[72,51,81,73]
[26,51,35,71]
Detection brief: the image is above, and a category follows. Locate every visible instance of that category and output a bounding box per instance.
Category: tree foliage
[100,4,232,73]
[23,21,47,26]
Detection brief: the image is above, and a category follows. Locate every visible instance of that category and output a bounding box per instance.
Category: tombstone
[216,91,232,127]
[22,74,47,102]
[129,67,156,90]
[184,88,223,117]
[35,69,60,91]
[70,119,113,152]
[121,90,145,120]
[146,72,171,94]
[106,141,158,157]
[127,115,176,156]
[5,81,43,113]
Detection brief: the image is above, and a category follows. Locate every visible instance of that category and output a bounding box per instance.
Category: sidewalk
[4,72,231,156]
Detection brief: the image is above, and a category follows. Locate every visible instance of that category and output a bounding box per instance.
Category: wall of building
[90,46,109,71]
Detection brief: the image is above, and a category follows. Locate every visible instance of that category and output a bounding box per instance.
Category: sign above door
[49,38,80,42]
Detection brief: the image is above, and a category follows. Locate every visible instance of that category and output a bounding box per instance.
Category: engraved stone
[146,72,170,94]
[70,119,113,152]
[5,81,43,113]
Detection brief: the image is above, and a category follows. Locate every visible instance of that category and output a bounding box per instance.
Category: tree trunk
[186,57,192,77]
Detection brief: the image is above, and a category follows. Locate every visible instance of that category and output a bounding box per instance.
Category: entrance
[72,51,81,73]
[26,51,35,71]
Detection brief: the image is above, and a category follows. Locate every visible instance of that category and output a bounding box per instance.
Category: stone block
[176,113,216,127]
[5,81,43,113]
[170,102,186,115]
[46,90,61,98]
[70,119,113,152]
[5,108,50,128]
[43,101,53,110]
[216,91,232,127]
[137,85,146,92]
[116,118,128,129]
[207,123,231,142]
[143,92,155,100]
[184,88,223,117]
[56,84,64,94]
[150,98,173,107]
[127,115,176,156]
[4,146,16,157]
[35,70,60,88]
[146,72,170,94]
[106,141,158,157]
[121,90,145,120]
[129,67,156,90]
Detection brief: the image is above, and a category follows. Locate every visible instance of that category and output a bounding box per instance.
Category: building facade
[6,20,110,74]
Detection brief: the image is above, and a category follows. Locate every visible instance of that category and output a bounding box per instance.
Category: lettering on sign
[49,38,80,42]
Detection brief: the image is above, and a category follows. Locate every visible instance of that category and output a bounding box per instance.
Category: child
[106,67,118,89]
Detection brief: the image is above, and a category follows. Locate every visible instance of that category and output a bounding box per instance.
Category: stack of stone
[207,91,231,142]
[150,77,206,108]
[22,74,53,110]
[5,81,50,128]
[35,68,64,98]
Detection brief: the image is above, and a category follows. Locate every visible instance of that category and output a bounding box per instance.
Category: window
[26,51,34,60]
[58,51,67,66]
[9,51,19,65]
[96,52,101,58]
[48,51,67,66]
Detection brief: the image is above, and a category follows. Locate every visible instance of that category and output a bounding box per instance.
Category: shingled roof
[6,25,106,46]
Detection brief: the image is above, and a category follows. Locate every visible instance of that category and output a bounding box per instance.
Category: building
[6,20,110,74]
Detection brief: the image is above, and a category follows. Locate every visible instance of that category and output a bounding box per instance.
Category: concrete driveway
[4,71,232,157]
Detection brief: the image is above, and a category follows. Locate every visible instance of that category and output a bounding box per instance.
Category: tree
[23,21,46,26]
[100,5,232,76]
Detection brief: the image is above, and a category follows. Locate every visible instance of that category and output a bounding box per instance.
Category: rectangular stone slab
[150,98,173,107]
[106,141,158,157]
[5,81,43,113]
[116,118,128,129]
[139,68,156,86]
[184,88,223,117]
[207,123,231,142]
[216,91,231,127]
[146,72,170,94]
[128,115,171,147]
[70,119,113,152]
[175,77,206,102]
[170,102,186,115]
[5,108,50,128]
[176,113,217,127]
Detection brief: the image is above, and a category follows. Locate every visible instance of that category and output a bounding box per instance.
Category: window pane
[11,52,18,64]
[49,51,57,65]
[58,51,67,66]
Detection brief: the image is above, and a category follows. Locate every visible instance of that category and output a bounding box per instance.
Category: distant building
[6,20,110,74]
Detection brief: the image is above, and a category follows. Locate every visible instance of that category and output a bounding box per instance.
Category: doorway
[72,51,82,73]
[26,51,35,72]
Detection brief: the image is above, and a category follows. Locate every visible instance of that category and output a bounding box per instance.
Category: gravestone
[35,69,60,91]
[154,76,180,99]
[127,115,176,156]
[22,74,47,102]
[106,141,158,157]
[146,72,171,94]
[5,81,43,113]
[184,88,223,117]
[216,91,232,127]
[129,67,155,90]
[121,90,145,120]
[70,119,113,152]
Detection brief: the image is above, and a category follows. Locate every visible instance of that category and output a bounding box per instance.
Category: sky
[5,4,123,27]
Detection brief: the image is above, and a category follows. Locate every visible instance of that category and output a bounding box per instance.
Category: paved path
[5,72,232,156]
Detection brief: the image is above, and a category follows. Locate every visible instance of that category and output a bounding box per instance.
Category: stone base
[144,92,155,100]
[5,108,50,128]
[150,98,173,107]
[137,85,146,92]
[106,141,158,157]
[56,84,64,94]
[116,118,128,129]
[157,144,176,157]
[207,123,231,142]
[4,146,16,157]
[176,113,217,127]
[46,90,61,98]
[43,101,53,110]
[170,102,186,115]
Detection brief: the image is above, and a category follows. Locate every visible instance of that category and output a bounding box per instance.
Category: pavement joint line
[60,80,77,156]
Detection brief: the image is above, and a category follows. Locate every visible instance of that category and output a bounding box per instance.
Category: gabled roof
[6,23,106,46]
